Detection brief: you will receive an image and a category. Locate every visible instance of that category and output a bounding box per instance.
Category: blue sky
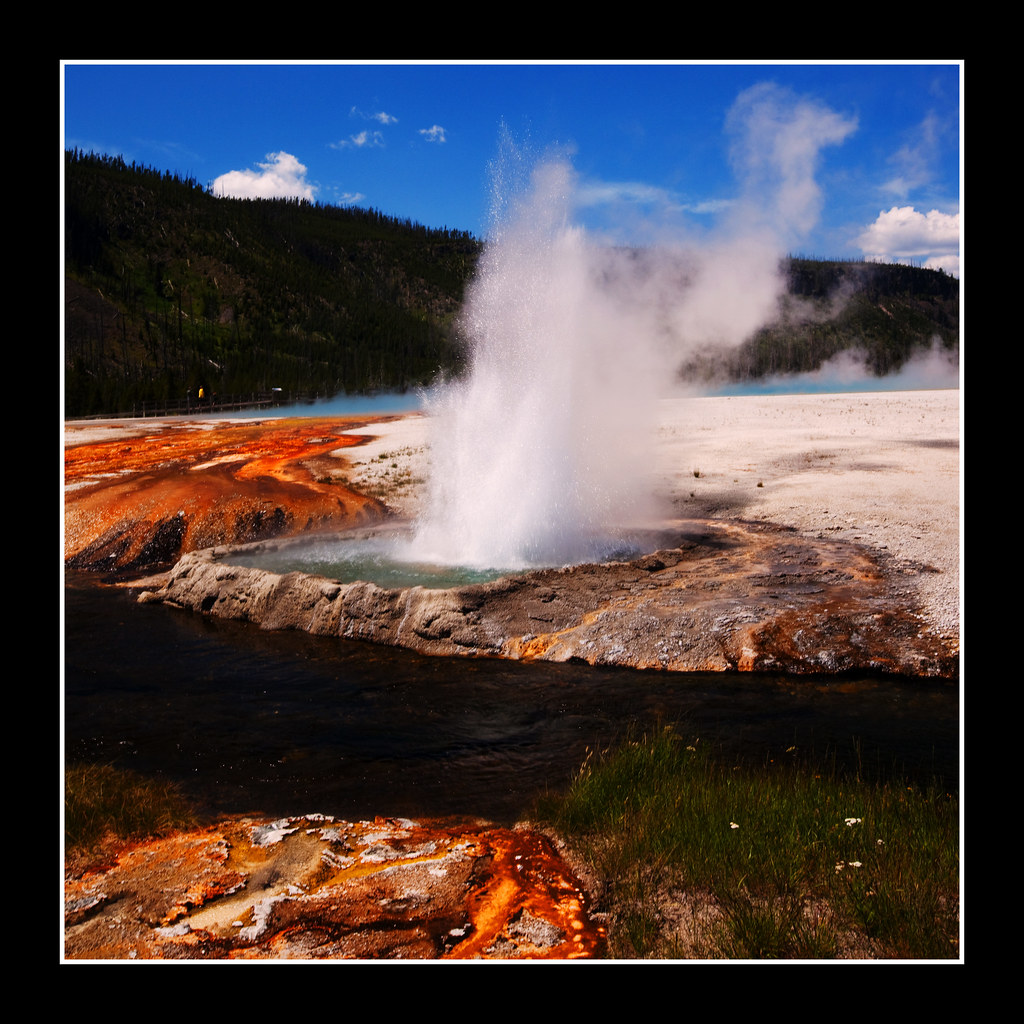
[62,61,962,275]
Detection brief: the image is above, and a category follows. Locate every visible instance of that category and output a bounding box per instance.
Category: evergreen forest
[63,150,959,418]
[64,150,479,417]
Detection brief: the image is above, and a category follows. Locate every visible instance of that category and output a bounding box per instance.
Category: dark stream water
[63,575,959,825]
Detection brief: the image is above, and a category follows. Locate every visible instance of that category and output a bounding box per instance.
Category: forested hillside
[690,257,959,384]
[63,150,959,418]
[64,150,480,417]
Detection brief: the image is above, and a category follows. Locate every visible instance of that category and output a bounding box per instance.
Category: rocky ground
[333,390,960,654]
[65,392,960,660]
[141,517,954,676]
[121,389,957,677]
[654,391,960,648]
[63,388,961,960]
[64,814,603,960]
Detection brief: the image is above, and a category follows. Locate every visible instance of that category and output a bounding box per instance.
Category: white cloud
[331,130,384,149]
[332,108,397,148]
[687,198,733,215]
[349,106,397,126]
[211,151,316,201]
[923,253,960,277]
[575,179,731,219]
[855,205,960,275]
[881,112,943,199]
[419,125,447,144]
[576,179,675,207]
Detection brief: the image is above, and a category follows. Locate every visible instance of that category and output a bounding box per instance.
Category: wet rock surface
[140,519,956,678]
[64,815,604,960]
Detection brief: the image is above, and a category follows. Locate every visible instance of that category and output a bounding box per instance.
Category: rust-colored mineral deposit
[64,417,392,572]
[64,815,605,960]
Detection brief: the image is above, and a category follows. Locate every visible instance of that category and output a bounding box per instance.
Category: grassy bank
[65,744,960,959]
[537,727,959,959]
[64,763,199,854]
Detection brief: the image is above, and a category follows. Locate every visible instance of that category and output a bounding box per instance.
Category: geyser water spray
[405,91,852,573]
[409,152,664,570]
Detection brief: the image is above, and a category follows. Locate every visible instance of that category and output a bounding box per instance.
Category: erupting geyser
[399,91,854,577]
[136,101,951,678]
[409,149,664,571]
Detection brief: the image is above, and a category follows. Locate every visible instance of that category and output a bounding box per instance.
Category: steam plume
[410,87,855,569]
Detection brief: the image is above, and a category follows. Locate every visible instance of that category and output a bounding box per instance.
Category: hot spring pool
[224,527,650,591]
[227,532,520,590]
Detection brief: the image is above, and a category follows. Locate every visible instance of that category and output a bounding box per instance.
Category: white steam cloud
[212,151,316,201]
[723,82,858,245]
[410,86,858,569]
[747,341,959,395]
[645,83,859,361]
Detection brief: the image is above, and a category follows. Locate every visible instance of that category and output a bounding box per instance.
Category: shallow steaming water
[228,534,517,590]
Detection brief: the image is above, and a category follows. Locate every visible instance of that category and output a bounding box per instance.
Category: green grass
[538,727,959,959]
[65,763,199,854]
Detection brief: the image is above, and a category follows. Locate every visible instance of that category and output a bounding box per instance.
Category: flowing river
[64,574,959,825]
